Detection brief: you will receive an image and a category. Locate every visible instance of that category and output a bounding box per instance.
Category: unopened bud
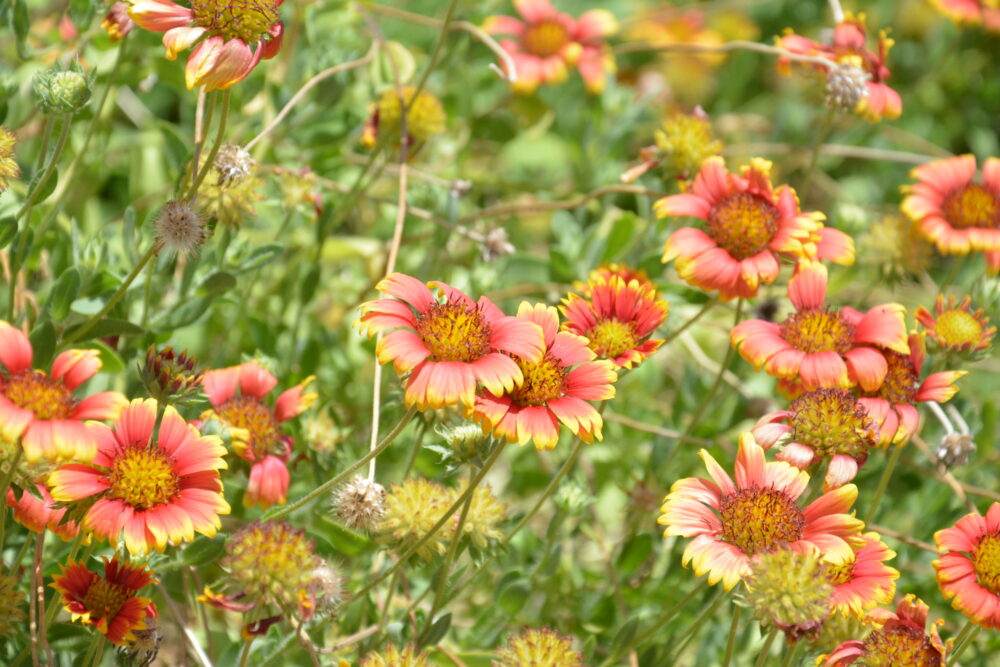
[140,345,204,406]
[33,64,92,115]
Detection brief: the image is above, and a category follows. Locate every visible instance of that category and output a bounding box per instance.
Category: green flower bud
[33,63,92,115]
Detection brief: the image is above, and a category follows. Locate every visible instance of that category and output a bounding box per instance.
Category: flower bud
[33,64,92,115]
[140,346,204,406]
[102,2,135,42]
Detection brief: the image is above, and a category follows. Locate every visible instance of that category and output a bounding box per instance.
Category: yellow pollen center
[788,389,876,460]
[973,533,1000,593]
[217,396,281,458]
[510,354,567,406]
[934,310,985,347]
[81,579,129,621]
[862,625,943,666]
[108,446,180,510]
[781,308,855,355]
[942,184,999,230]
[706,192,780,260]
[1,370,74,420]
[585,319,639,360]
[190,0,278,43]
[870,351,918,405]
[414,301,493,363]
[824,558,855,586]
[522,21,570,57]
[718,486,805,555]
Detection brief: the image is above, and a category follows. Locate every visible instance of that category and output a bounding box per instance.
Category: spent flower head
[333,475,386,532]
[654,108,724,180]
[825,62,870,111]
[743,545,832,642]
[214,144,255,187]
[153,200,206,256]
[493,627,583,667]
[0,572,26,635]
[361,645,430,667]
[378,477,454,561]
[0,127,19,193]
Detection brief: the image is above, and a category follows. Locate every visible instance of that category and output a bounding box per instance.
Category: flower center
[862,625,943,666]
[190,0,279,43]
[934,310,985,347]
[780,308,856,355]
[706,192,780,260]
[216,396,281,458]
[1,370,74,420]
[973,533,1000,594]
[718,486,805,555]
[108,446,180,510]
[510,354,567,407]
[81,579,129,621]
[870,351,919,405]
[788,389,876,461]
[585,319,639,360]
[824,557,855,586]
[413,301,493,363]
[942,184,999,230]
[522,21,570,57]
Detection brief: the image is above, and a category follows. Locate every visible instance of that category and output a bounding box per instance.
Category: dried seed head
[214,144,255,187]
[333,475,386,532]
[825,62,870,112]
[308,562,346,613]
[480,228,515,262]
[937,433,976,468]
[119,614,162,667]
[154,200,206,255]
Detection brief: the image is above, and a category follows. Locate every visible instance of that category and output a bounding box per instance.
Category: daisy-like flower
[473,303,616,450]
[128,0,283,91]
[356,273,545,411]
[752,388,879,489]
[657,434,865,591]
[455,482,506,550]
[484,0,618,94]
[778,13,902,121]
[48,399,230,556]
[824,532,899,617]
[655,158,854,300]
[0,321,127,464]
[561,275,668,369]
[857,333,965,447]
[51,556,156,645]
[916,295,995,354]
[930,0,1000,32]
[934,503,1000,630]
[6,482,80,541]
[494,627,583,667]
[584,263,652,291]
[731,261,908,392]
[201,361,316,509]
[901,155,1000,258]
[821,594,948,666]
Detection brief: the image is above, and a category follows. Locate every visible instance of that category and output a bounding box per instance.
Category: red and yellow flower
[655,158,853,299]
[129,0,283,91]
[48,399,230,555]
[6,482,80,541]
[751,388,879,489]
[901,155,1000,259]
[824,532,899,617]
[51,556,156,645]
[821,594,948,666]
[657,434,864,591]
[0,321,126,464]
[356,273,545,410]
[778,13,902,121]
[916,295,995,353]
[561,275,668,369]
[472,303,616,451]
[201,361,316,509]
[858,333,965,447]
[484,0,617,94]
[930,0,1000,32]
[731,261,908,392]
[934,503,1000,630]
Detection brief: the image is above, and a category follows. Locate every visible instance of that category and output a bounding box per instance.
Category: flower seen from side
[934,503,1000,630]
[356,273,545,410]
[657,434,864,591]
[561,275,668,369]
[655,158,853,299]
[102,2,135,42]
[0,321,127,464]
[473,303,616,450]
[731,261,908,392]
[493,627,583,667]
[48,399,230,555]
[824,532,899,617]
[51,556,156,645]
[6,482,80,541]
[484,0,618,94]
[929,0,1000,32]
[128,0,284,90]
[201,360,316,508]
[916,294,995,354]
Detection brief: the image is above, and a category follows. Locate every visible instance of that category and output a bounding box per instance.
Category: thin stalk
[680,299,744,440]
[0,448,24,552]
[62,244,158,345]
[722,602,742,667]
[947,618,979,666]
[422,472,475,638]
[35,531,54,667]
[660,298,717,347]
[15,114,71,220]
[190,90,217,196]
[754,626,780,667]
[264,406,417,521]
[505,437,585,545]
[410,0,459,99]
[89,635,107,667]
[238,638,253,667]
[865,443,904,524]
[9,536,33,573]
[79,634,103,667]
[187,89,231,202]
[799,107,836,202]
[624,580,709,652]
[33,118,53,172]
[780,639,801,667]
[666,587,727,661]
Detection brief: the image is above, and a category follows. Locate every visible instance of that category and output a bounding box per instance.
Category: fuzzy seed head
[825,62,871,112]
[334,475,386,532]
[214,144,256,187]
[480,228,516,262]
[154,200,206,255]
[937,433,976,468]
[744,546,832,642]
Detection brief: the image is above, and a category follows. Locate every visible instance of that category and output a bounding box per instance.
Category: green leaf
[49,266,81,321]
[496,579,530,616]
[199,272,237,297]
[179,536,226,567]
[312,515,373,557]
[11,0,29,57]
[235,243,283,273]
[156,297,211,332]
[29,320,56,368]
[0,217,17,249]
[299,267,320,304]
[63,318,143,342]
[615,534,654,577]
[422,612,451,647]
[612,617,639,654]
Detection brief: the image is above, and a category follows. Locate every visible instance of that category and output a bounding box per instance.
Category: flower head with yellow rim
[824,532,899,618]
[916,294,995,354]
[934,503,1000,630]
[929,0,1000,33]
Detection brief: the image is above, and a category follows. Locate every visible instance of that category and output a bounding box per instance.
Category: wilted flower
[361,645,430,667]
[214,144,255,186]
[493,627,583,666]
[102,2,135,42]
[378,477,454,561]
[937,432,976,468]
[480,227,516,262]
[6,482,80,541]
[0,127,19,193]
[744,546,832,642]
[820,595,948,665]
[824,62,870,111]
[153,200,206,256]
[333,475,386,532]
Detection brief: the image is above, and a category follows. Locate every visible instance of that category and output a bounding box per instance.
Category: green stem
[623,580,709,653]
[15,115,70,219]
[89,635,107,667]
[754,626,780,667]
[238,638,254,667]
[187,89,231,202]
[0,448,23,554]
[780,639,801,667]
[80,633,103,667]
[666,587,727,661]
[264,406,417,521]
[864,443,904,524]
[7,535,33,574]
[411,0,459,100]
[799,107,835,202]
[422,471,475,638]
[680,299,744,440]
[189,91,218,199]
[947,618,979,666]
[33,118,53,172]
[722,602,742,667]
[505,437,585,545]
[660,298,718,347]
[62,244,158,345]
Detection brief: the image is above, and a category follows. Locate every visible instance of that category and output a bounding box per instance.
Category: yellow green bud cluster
[654,110,723,179]
[743,546,832,642]
[493,627,583,667]
[360,644,430,667]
